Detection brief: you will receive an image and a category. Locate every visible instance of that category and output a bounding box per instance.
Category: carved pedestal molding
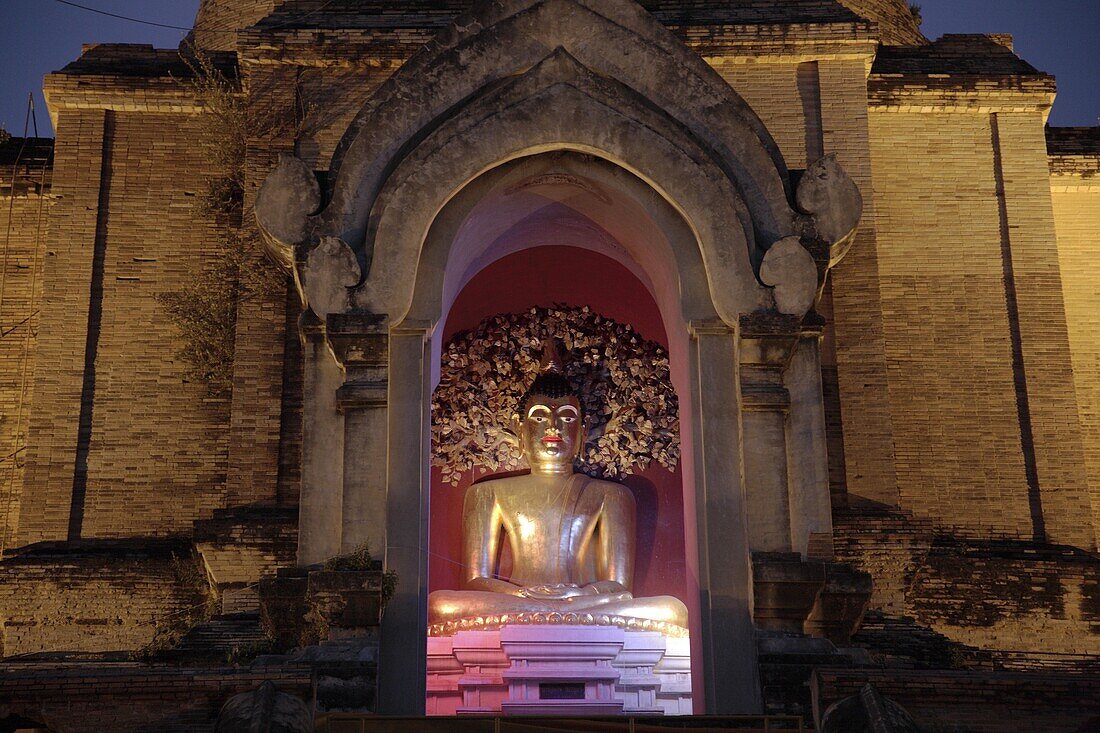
[426,626,693,716]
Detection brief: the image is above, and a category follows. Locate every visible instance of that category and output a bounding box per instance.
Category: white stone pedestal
[426,624,692,715]
[500,625,625,715]
[654,635,693,715]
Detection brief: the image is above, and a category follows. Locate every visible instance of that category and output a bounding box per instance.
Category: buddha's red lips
[541,436,563,444]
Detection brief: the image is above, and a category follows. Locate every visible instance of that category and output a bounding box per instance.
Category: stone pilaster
[376,319,432,714]
[786,324,835,558]
[327,312,390,557]
[688,318,759,714]
[296,313,344,565]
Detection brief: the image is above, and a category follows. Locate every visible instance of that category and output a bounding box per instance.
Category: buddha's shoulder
[579,475,633,500]
[465,474,525,496]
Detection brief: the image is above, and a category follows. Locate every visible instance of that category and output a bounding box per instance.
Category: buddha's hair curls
[516,340,582,417]
[518,373,580,416]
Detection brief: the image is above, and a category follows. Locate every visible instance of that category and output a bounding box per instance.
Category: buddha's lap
[428,589,688,627]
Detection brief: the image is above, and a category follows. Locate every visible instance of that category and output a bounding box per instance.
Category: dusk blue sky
[1,0,1097,137]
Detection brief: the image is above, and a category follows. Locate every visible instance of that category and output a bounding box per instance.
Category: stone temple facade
[0,0,1098,731]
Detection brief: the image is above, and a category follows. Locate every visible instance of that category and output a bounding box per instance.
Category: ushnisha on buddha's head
[513,341,587,475]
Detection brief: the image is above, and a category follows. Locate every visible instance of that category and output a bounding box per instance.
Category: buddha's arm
[462,484,522,595]
[592,484,636,592]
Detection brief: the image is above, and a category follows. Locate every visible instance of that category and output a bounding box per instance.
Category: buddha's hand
[517,583,588,600]
[581,581,628,596]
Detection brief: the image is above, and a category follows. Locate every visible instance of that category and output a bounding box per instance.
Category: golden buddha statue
[428,342,689,636]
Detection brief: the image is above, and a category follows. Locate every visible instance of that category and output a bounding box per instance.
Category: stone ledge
[811,667,1100,733]
[752,552,873,643]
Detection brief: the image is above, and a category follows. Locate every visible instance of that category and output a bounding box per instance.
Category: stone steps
[166,613,271,663]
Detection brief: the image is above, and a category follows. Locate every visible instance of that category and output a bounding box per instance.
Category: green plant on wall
[298,543,399,647]
[156,48,291,397]
[323,542,400,606]
[130,550,219,661]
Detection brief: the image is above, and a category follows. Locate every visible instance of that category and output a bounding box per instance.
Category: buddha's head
[515,341,585,475]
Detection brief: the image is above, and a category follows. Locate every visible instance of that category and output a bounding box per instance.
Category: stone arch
[405,151,715,337]
[256,0,861,716]
[361,48,775,325]
[407,150,712,557]
[309,0,803,277]
[390,146,745,715]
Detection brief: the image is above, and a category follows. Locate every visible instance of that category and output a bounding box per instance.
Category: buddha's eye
[560,416,576,423]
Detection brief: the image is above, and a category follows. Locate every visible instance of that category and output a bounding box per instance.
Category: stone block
[306,569,384,634]
[804,562,874,644]
[752,552,826,633]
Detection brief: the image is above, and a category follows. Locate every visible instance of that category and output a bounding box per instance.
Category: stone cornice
[1049,158,1100,192]
[700,37,878,68]
[868,74,1056,114]
[237,22,879,68]
[41,45,237,127]
[43,74,207,116]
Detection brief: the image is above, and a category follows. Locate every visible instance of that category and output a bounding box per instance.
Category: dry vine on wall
[156,49,289,397]
[432,306,680,484]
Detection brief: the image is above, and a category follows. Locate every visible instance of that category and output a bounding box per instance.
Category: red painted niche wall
[429,245,689,609]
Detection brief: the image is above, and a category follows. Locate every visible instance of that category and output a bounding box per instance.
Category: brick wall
[1051,139,1100,550]
[0,141,52,551]
[224,64,297,508]
[18,110,112,544]
[224,59,398,509]
[820,60,902,509]
[0,541,204,656]
[833,505,934,615]
[866,106,1095,548]
[20,111,232,542]
[834,0,925,45]
[710,61,819,170]
[813,668,1100,733]
[908,537,1100,655]
[1,664,312,733]
[995,113,1093,549]
[867,110,1036,538]
[192,0,284,51]
[296,65,396,169]
[193,505,298,588]
[85,112,233,536]
[835,508,1100,657]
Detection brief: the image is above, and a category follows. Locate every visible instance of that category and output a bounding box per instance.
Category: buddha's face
[517,395,584,474]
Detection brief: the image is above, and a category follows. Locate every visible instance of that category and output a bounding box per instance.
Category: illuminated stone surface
[426,625,692,715]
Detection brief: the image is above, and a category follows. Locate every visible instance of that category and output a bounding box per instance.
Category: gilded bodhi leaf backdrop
[432,306,680,484]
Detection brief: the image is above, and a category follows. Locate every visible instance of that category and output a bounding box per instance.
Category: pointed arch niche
[402,150,739,716]
[256,0,860,716]
[424,154,704,708]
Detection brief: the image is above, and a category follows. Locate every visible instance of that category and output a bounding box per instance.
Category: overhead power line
[51,0,195,31]
[50,0,341,37]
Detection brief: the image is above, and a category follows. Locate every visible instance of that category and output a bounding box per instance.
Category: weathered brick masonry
[1051,127,1100,551]
[0,0,1097,728]
[812,667,1100,733]
[0,663,312,733]
[835,506,1100,656]
[0,136,52,553]
[0,540,205,657]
